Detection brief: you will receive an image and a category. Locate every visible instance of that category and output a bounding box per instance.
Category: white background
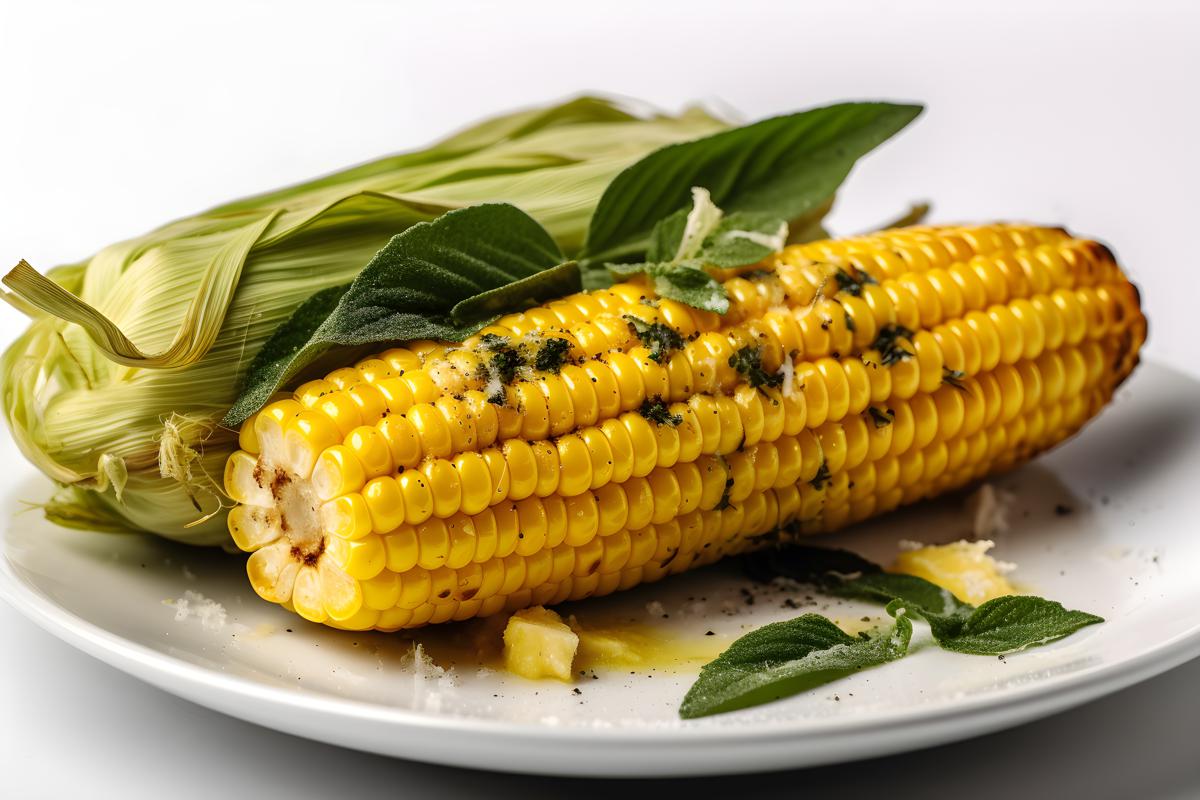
[1,1,1197,797]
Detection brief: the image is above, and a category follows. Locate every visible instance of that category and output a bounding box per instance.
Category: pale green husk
[1,97,727,545]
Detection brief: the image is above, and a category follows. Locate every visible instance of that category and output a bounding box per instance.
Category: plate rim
[4,359,1200,774]
[5,556,1200,769]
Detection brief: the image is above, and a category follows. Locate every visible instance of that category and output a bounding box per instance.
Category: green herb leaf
[645,206,690,263]
[624,315,684,363]
[609,261,730,314]
[747,544,961,617]
[744,544,882,583]
[746,544,1102,654]
[607,189,787,313]
[831,573,973,619]
[680,602,912,719]
[582,102,923,265]
[450,261,580,323]
[728,344,784,389]
[224,203,570,426]
[928,596,1104,655]
[644,188,787,269]
[700,212,790,268]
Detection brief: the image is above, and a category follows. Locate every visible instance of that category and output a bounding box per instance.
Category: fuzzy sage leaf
[606,188,788,313]
[926,596,1104,656]
[224,203,573,426]
[744,545,1103,655]
[680,601,913,719]
[607,261,730,314]
[582,102,923,266]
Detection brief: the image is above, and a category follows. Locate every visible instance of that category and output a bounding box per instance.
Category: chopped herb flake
[534,337,572,373]
[489,347,524,384]
[639,397,683,426]
[728,345,784,388]
[833,266,877,296]
[714,475,734,510]
[871,324,914,366]
[624,316,684,363]
[478,333,509,351]
[866,406,893,427]
[810,460,832,490]
[942,366,968,391]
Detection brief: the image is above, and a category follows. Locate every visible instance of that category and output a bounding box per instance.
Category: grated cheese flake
[164,590,227,631]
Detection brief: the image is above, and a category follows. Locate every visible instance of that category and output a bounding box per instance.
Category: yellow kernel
[397,470,433,525]
[383,526,419,573]
[312,445,367,501]
[453,452,492,515]
[421,459,462,519]
[327,535,386,580]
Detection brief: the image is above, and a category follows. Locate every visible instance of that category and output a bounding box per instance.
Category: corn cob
[223,224,1145,630]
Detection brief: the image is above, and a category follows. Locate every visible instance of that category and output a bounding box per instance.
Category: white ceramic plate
[2,361,1198,778]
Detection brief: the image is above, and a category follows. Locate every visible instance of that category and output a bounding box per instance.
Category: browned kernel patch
[289,537,326,567]
[270,470,292,501]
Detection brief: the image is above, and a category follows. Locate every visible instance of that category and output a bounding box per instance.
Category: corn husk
[1,97,727,545]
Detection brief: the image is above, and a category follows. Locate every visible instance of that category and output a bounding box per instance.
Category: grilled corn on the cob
[224,224,1145,630]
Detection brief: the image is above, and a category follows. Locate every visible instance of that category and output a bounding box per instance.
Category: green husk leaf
[2,211,278,369]
[2,96,726,543]
[223,203,567,426]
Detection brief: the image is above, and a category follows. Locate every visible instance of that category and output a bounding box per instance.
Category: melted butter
[891,539,1016,604]
[572,623,728,673]
[402,610,890,681]
[398,612,731,678]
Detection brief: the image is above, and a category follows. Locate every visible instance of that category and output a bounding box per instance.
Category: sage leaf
[747,545,972,619]
[699,212,790,268]
[831,573,973,619]
[645,206,690,263]
[680,601,912,719]
[746,545,1103,654]
[450,261,581,323]
[224,203,571,426]
[608,261,730,314]
[606,190,788,313]
[928,596,1104,655]
[645,201,788,269]
[582,102,923,265]
[743,544,883,583]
